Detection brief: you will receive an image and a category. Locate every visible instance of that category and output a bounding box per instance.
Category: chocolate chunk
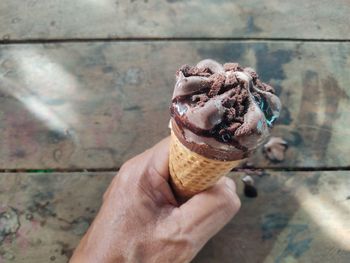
[236,104,246,116]
[223,63,243,72]
[255,80,275,94]
[223,97,236,108]
[171,59,281,160]
[178,65,192,77]
[225,108,236,121]
[263,137,288,162]
[208,73,226,97]
[225,73,239,88]
[192,94,209,104]
[179,65,211,77]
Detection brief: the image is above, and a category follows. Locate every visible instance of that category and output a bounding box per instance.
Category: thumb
[178,177,241,247]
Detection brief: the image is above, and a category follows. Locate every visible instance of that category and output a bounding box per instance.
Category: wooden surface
[195,171,350,263]
[0,171,349,263]
[1,42,350,170]
[0,0,349,262]
[1,0,350,40]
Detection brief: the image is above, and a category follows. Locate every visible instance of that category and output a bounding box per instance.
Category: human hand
[70,137,241,263]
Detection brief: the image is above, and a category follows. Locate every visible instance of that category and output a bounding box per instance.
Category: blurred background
[0,1,349,262]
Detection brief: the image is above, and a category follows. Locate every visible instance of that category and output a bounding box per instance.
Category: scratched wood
[194,171,350,263]
[0,172,114,262]
[0,0,350,41]
[0,42,350,169]
[0,171,349,262]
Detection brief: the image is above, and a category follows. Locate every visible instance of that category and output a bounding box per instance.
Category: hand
[70,137,241,263]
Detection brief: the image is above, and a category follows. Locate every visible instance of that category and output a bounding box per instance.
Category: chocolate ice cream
[170,59,281,161]
[263,137,288,162]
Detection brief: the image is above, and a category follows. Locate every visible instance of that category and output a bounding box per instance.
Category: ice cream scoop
[170,59,281,161]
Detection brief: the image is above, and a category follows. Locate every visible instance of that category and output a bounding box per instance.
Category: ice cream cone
[169,131,242,199]
[168,59,281,199]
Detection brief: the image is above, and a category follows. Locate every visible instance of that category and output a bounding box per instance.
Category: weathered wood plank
[0,172,114,262]
[0,0,349,40]
[1,41,350,169]
[0,171,349,262]
[195,171,350,263]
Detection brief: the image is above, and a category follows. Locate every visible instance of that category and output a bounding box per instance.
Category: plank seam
[0,167,349,173]
[1,37,350,45]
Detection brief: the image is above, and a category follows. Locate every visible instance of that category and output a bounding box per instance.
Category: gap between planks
[0,167,349,173]
[1,37,350,45]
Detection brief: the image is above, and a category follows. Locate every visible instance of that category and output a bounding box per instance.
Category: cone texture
[169,131,242,198]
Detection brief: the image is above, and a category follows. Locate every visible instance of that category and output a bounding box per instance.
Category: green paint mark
[28,169,54,173]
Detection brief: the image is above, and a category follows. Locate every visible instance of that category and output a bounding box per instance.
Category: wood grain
[0,172,114,262]
[195,171,350,263]
[1,41,350,169]
[0,171,349,262]
[0,0,349,41]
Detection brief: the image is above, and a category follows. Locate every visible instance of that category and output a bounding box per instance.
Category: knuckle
[118,158,138,182]
[119,154,145,179]
[119,159,133,173]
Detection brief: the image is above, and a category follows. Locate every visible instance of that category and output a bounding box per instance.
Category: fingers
[177,177,241,246]
[104,137,174,205]
[120,136,170,180]
[146,137,171,180]
[142,136,177,205]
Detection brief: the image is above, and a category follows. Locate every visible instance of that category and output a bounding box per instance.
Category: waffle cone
[169,131,242,199]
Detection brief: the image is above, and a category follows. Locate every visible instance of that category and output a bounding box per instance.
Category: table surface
[0,1,349,262]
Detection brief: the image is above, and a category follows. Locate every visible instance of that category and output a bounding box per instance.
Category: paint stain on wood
[246,16,262,33]
[261,213,289,240]
[0,207,20,243]
[57,241,74,259]
[299,72,349,162]
[315,76,349,160]
[255,45,293,83]
[277,106,293,125]
[305,172,321,195]
[275,224,312,263]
